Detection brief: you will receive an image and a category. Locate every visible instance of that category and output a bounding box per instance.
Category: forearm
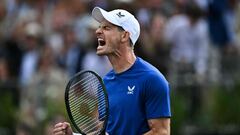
[143,118,170,135]
[143,127,170,135]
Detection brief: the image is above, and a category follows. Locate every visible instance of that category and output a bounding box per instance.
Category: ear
[121,31,130,43]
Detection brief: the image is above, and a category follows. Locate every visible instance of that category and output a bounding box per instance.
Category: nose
[96,27,102,35]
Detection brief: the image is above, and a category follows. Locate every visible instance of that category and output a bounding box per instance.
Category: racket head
[65,70,109,135]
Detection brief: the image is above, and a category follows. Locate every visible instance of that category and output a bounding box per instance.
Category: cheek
[108,37,120,50]
[107,32,121,44]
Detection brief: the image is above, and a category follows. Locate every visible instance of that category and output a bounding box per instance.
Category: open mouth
[98,38,106,46]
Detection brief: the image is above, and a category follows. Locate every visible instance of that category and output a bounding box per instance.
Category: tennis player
[53,7,171,135]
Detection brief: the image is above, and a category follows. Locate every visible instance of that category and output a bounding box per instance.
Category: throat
[108,53,136,74]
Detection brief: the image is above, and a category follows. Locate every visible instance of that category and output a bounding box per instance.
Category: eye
[103,25,111,30]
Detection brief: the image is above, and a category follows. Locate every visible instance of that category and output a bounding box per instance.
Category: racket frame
[65,70,109,135]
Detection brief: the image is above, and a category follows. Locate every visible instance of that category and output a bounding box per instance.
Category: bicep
[144,74,171,119]
[144,118,171,135]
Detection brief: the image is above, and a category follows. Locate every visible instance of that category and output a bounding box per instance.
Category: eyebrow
[117,26,124,31]
[99,24,111,28]
[99,23,124,31]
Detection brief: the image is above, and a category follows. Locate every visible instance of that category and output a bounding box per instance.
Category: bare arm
[143,118,170,135]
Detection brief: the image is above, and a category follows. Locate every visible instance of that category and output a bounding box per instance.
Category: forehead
[99,19,117,27]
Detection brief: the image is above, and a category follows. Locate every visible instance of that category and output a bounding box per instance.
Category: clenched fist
[53,122,73,135]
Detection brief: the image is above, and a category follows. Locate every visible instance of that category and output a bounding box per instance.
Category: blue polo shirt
[103,57,171,135]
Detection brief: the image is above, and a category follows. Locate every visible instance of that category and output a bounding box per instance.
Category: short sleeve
[144,73,171,119]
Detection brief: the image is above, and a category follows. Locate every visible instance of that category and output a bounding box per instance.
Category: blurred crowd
[0,0,240,134]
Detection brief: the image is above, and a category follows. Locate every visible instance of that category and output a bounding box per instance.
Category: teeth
[98,38,105,46]
[98,38,104,41]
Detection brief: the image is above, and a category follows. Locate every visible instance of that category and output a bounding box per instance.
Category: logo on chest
[127,85,135,95]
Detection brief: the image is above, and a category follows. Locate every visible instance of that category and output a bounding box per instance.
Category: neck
[108,48,136,74]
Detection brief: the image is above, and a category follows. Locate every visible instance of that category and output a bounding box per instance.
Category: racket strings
[69,73,93,89]
[70,75,104,102]
[69,73,106,104]
[67,72,107,134]
[69,81,105,103]
[69,82,106,115]
[69,77,107,115]
[69,93,106,123]
[69,90,106,110]
[69,85,104,112]
[82,120,104,134]
[70,97,106,116]
[69,97,106,124]
[73,116,104,132]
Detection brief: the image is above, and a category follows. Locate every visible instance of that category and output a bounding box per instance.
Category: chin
[96,51,106,56]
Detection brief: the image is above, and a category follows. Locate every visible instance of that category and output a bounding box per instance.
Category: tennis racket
[65,70,109,135]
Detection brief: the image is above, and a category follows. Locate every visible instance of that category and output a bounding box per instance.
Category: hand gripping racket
[65,70,109,135]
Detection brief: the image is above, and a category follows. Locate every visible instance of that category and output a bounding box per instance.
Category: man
[53,7,171,135]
